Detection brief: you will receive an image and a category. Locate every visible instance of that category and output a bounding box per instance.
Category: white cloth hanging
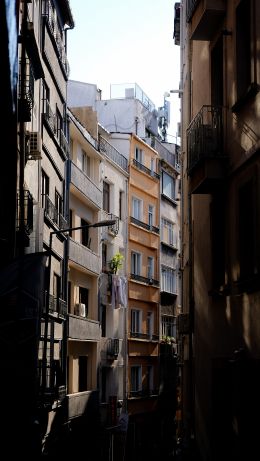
[111,275,127,308]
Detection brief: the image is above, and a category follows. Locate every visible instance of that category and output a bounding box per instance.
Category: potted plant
[109,252,124,274]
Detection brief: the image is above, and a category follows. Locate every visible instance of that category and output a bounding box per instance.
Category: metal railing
[129,389,159,398]
[130,216,159,234]
[186,0,200,22]
[187,105,223,173]
[43,292,67,318]
[16,189,34,234]
[107,338,120,357]
[133,158,160,179]
[130,273,160,286]
[99,136,128,172]
[44,195,67,230]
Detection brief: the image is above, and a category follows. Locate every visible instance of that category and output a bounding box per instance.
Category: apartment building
[68,79,183,457]
[177,1,260,459]
[126,134,161,456]
[65,107,102,456]
[13,0,74,457]
[67,105,129,458]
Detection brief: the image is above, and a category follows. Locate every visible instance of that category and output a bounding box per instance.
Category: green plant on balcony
[161,335,176,345]
[109,252,124,274]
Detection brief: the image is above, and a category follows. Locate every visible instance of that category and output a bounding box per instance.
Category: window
[162,171,175,200]
[236,0,251,100]
[147,256,154,279]
[102,242,107,272]
[79,286,88,317]
[238,175,258,280]
[69,209,73,237]
[151,158,155,173]
[78,356,88,392]
[53,273,61,299]
[42,81,50,115]
[162,315,176,338]
[81,218,90,247]
[56,108,63,138]
[70,138,73,158]
[162,218,175,246]
[101,304,106,337]
[135,147,143,164]
[148,205,154,228]
[131,366,142,393]
[147,365,153,392]
[131,251,141,275]
[103,181,110,212]
[81,149,91,176]
[101,367,107,403]
[161,266,176,294]
[132,197,142,220]
[131,309,141,333]
[41,169,49,207]
[55,189,62,218]
[68,281,71,313]
[147,312,153,337]
[119,191,123,220]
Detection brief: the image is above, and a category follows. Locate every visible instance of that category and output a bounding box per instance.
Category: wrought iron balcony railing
[43,195,67,230]
[187,105,223,173]
[16,190,34,235]
[43,292,67,319]
[107,338,120,358]
[99,136,129,172]
[133,159,160,179]
[129,389,159,398]
[130,216,159,234]
[186,0,199,22]
[130,332,159,341]
[130,273,160,287]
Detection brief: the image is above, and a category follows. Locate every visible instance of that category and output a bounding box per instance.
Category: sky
[67,0,181,141]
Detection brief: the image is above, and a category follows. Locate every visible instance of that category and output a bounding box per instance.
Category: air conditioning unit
[75,303,86,317]
[26,132,42,160]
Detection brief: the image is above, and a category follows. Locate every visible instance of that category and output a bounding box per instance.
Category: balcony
[130,216,159,234]
[67,314,100,341]
[38,361,66,404]
[18,58,35,122]
[69,238,100,274]
[16,190,34,235]
[186,0,226,41]
[133,158,160,179]
[130,332,159,341]
[101,211,119,236]
[99,136,128,172]
[107,338,120,359]
[67,390,99,419]
[44,195,67,229]
[187,105,227,193]
[130,273,159,287]
[43,293,67,320]
[129,389,158,399]
[70,161,102,209]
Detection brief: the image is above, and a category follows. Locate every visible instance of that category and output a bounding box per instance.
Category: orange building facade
[127,134,161,441]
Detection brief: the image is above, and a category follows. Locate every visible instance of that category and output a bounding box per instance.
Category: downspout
[123,177,129,415]
[18,0,28,257]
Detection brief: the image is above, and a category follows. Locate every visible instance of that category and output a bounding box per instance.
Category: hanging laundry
[111,275,127,308]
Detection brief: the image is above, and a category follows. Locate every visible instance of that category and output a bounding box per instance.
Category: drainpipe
[18,0,29,257]
[123,177,129,415]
